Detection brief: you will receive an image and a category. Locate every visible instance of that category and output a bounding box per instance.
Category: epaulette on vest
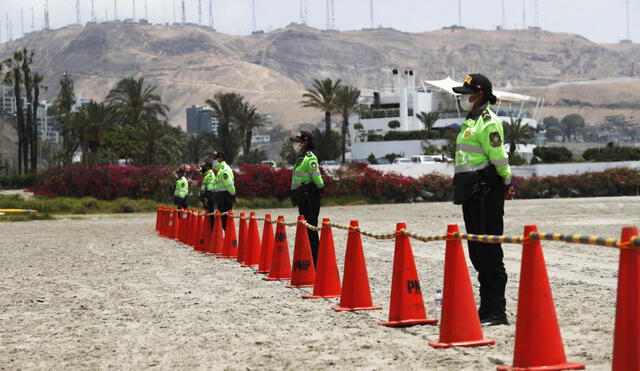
[305,151,314,158]
[482,110,492,121]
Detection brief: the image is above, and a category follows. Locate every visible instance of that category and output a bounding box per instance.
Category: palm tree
[334,85,361,164]
[504,117,533,158]
[3,51,26,173]
[31,73,47,171]
[206,92,243,164]
[81,101,116,164]
[182,133,212,164]
[235,102,263,157]
[300,78,342,133]
[417,111,440,135]
[106,77,168,127]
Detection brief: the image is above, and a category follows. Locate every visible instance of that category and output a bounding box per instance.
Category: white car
[261,160,277,168]
[320,160,340,167]
[410,155,439,164]
[393,157,411,164]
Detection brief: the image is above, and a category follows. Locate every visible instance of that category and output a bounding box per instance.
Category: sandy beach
[1,196,638,370]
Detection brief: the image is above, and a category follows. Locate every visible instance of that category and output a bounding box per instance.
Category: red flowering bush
[29,165,174,200]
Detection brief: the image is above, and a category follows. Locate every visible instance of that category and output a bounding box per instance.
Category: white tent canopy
[422,77,532,103]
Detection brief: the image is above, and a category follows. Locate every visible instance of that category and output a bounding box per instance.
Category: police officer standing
[452,74,516,326]
[212,151,236,230]
[199,161,216,228]
[289,131,324,266]
[174,167,189,210]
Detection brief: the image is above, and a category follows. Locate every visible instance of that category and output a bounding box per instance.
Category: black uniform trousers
[216,201,233,231]
[174,196,188,210]
[298,192,321,266]
[462,183,508,320]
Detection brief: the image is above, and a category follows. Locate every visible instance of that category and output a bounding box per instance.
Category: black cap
[212,151,225,159]
[201,160,213,169]
[289,131,313,143]
[453,74,497,104]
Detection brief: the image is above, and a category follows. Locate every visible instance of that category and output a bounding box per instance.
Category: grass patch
[0,213,54,222]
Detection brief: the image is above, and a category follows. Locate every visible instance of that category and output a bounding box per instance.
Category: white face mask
[212,160,219,166]
[295,143,304,153]
[458,94,475,111]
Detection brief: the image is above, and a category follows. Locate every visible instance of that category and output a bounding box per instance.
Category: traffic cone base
[379,318,437,327]
[262,277,290,281]
[332,304,381,312]
[286,283,314,288]
[302,294,340,299]
[496,362,584,371]
[428,338,496,349]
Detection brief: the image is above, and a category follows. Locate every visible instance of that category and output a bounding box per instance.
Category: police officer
[452,74,516,326]
[289,131,324,266]
[212,151,236,230]
[174,167,189,210]
[199,160,216,228]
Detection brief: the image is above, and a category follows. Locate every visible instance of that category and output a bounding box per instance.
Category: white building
[351,71,543,139]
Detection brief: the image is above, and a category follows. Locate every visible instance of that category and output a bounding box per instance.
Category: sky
[0,0,637,44]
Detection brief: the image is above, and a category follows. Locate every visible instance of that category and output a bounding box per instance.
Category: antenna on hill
[145,0,148,21]
[626,0,630,40]
[331,0,335,29]
[91,0,95,22]
[209,0,214,28]
[458,0,462,27]
[370,0,374,28]
[181,0,186,24]
[251,0,257,32]
[132,0,136,20]
[172,0,176,23]
[76,0,81,25]
[501,0,506,29]
[299,0,303,24]
[198,0,202,24]
[31,7,34,30]
[534,0,539,28]
[44,0,50,30]
[522,0,526,29]
[325,0,330,29]
[304,0,308,24]
[114,0,118,20]
[21,8,24,37]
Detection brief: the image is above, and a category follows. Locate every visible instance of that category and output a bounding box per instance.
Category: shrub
[532,146,573,163]
[583,145,640,162]
[0,174,38,189]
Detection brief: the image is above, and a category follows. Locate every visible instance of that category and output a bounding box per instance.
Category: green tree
[53,73,76,165]
[387,120,400,130]
[3,51,27,173]
[235,102,263,157]
[417,111,440,134]
[206,92,243,164]
[280,140,297,165]
[182,133,212,164]
[300,78,342,133]
[334,85,361,163]
[561,114,586,141]
[542,116,561,130]
[311,129,340,162]
[78,101,116,164]
[239,149,268,164]
[504,117,533,158]
[106,77,168,127]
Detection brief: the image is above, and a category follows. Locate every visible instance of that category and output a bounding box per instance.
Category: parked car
[393,157,411,164]
[410,155,439,164]
[319,160,340,167]
[375,158,390,164]
[261,160,277,169]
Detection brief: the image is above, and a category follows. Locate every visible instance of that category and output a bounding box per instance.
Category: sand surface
[1,197,639,370]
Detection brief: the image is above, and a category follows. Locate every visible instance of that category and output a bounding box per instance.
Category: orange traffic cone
[303,218,341,299]
[155,207,161,234]
[429,224,494,347]
[162,208,171,237]
[255,214,274,274]
[612,226,640,370]
[217,211,238,258]
[196,213,209,253]
[194,212,206,252]
[173,209,181,241]
[332,220,381,312]
[201,213,212,251]
[379,222,437,327]
[187,211,196,247]
[263,216,292,281]
[165,209,174,239]
[242,212,261,267]
[207,211,224,255]
[497,225,584,371]
[236,212,248,264]
[179,209,189,245]
[287,216,316,288]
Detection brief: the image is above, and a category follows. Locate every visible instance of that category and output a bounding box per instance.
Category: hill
[1,22,639,129]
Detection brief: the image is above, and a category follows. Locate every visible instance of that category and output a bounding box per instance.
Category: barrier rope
[169,208,640,250]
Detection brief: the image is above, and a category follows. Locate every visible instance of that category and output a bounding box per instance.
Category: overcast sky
[0,0,637,44]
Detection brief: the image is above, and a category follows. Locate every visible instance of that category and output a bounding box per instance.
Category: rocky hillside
[0,22,638,129]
